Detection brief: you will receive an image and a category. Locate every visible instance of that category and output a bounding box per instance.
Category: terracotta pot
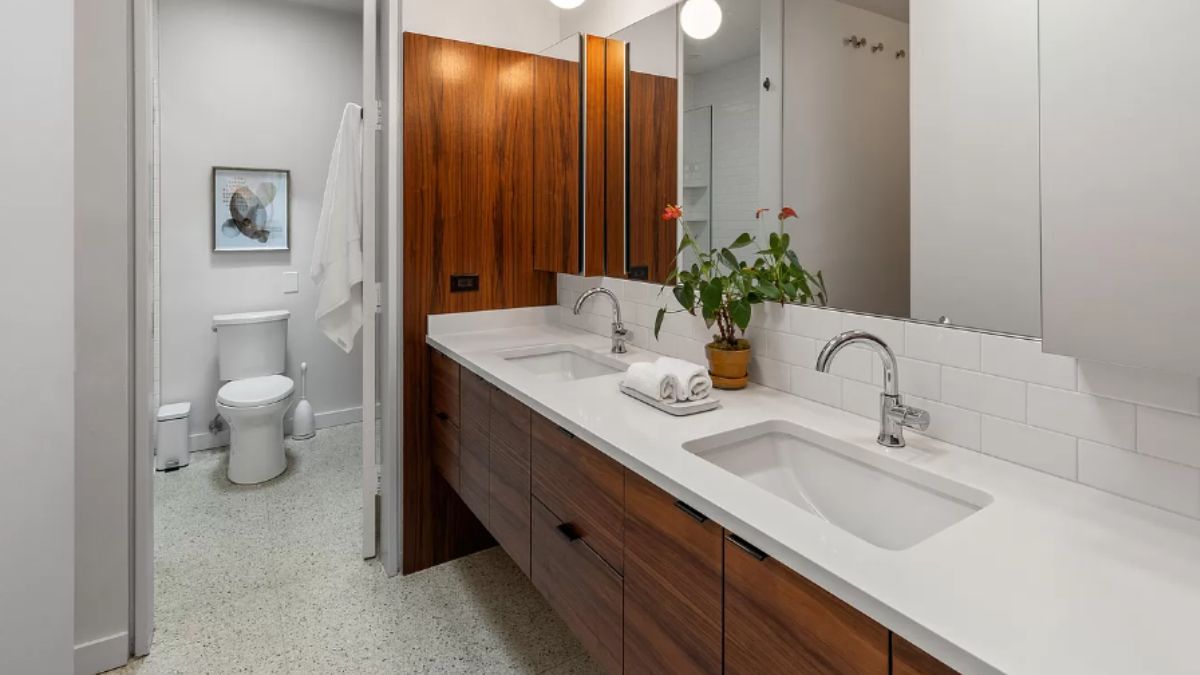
[706,343,751,390]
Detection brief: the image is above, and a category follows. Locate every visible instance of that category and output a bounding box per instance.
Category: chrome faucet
[816,330,930,448]
[573,287,629,354]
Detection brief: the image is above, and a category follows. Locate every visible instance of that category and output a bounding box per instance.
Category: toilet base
[218,396,292,485]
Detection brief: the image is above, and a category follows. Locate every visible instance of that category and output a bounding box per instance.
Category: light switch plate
[283,271,299,294]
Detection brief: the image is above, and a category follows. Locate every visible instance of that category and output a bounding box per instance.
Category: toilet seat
[218,375,294,408]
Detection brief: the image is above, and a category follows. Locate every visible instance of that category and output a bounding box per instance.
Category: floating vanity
[423,308,1200,675]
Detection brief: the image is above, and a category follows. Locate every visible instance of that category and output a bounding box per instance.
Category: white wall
[74,0,132,671]
[782,0,910,318]
[611,4,678,77]
[685,55,762,260]
[559,0,678,39]
[0,0,75,673]
[403,0,561,52]
[159,0,363,444]
[910,0,1040,337]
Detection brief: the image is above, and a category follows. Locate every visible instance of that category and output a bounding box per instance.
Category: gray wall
[74,0,134,671]
[0,0,76,672]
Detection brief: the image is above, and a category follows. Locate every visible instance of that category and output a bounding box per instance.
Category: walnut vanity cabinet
[488,388,533,575]
[458,370,492,525]
[892,635,960,675]
[622,472,723,675]
[429,349,460,488]
[724,534,890,675]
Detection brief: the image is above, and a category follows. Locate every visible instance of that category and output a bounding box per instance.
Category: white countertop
[427,308,1200,675]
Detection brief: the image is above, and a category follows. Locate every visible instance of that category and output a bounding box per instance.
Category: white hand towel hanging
[311,102,364,353]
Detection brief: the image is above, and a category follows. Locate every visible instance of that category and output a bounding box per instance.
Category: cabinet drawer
[460,423,490,525]
[460,368,491,432]
[892,635,959,675]
[431,409,460,490]
[490,388,531,455]
[531,498,622,675]
[430,348,460,427]
[623,472,722,675]
[490,440,531,575]
[531,414,624,573]
[724,534,888,675]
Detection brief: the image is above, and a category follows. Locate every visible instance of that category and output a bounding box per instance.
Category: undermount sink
[684,421,992,550]
[500,344,627,382]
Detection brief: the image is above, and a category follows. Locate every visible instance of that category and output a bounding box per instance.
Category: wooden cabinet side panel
[604,38,627,277]
[489,440,531,576]
[430,411,460,490]
[623,472,722,675]
[724,538,889,675]
[532,52,582,274]
[627,71,678,284]
[584,34,607,276]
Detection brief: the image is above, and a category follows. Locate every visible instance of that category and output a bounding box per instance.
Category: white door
[361,0,380,560]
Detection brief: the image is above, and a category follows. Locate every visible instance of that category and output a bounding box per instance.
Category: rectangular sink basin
[500,344,627,382]
[684,421,992,550]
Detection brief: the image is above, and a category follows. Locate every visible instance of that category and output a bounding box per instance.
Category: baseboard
[75,632,128,675]
[186,405,366,451]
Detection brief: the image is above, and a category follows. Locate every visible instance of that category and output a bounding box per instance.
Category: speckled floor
[110,423,599,675]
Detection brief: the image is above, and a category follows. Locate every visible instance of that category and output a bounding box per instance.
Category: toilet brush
[292,362,316,440]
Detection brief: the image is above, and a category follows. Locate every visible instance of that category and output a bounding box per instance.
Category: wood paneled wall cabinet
[429,342,965,675]
[403,32,556,573]
[532,42,583,275]
[626,70,679,283]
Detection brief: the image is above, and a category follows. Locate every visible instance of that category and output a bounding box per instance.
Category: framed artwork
[212,166,290,252]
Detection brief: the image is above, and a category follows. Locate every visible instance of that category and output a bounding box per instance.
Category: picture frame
[212,166,291,252]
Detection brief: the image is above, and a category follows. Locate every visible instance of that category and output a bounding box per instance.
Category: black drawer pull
[556,522,582,542]
[727,534,768,561]
[674,500,709,524]
[556,424,576,440]
[434,411,449,421]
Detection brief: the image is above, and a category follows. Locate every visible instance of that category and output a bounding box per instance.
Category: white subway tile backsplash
[1136,407,1200,469]
[1078,361,1200,415]
[981,334,1076,390]
[904,322,981,370]
[942,368,1026,422]
[560,277,1200,520]
[1027,385,1137,449]
[982,416,1078,480]
[1078,441,1200,518]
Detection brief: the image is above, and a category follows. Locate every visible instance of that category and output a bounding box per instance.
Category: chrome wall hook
[843,35,866,48]
[871,42,885,53]
[895,49,907,59]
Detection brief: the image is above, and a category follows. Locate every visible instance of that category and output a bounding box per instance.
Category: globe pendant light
[550,0,586,8]
[681,0,723,40]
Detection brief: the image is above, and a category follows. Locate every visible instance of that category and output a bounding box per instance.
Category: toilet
[213,310,295,484]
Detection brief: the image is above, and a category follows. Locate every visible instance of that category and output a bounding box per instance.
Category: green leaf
[729,232,754,249]
[759,283,782,301]
[677,233,693,254]
[653,308,666,339]
[673,282,695,312]
[700,279,723,315]
[730,299,752,331]
[769,232,780,251]
[720,248,740,271]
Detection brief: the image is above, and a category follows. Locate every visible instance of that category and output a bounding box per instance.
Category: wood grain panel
[605,38,628,276]
[623,472,722,675]
[490,439,531,575]
[627,71,678,283]
[584,35,607,277]
[431,408,459,490]
[430,348,460,427]
[459,422,491,526]
[532,49,582,274]
[892,635,960,675]
[460,368,491,433]
[403,32,551,572]
[532,498,623,675]
[725,535,889,675]
[530,414,625,573]
[490,388,531,457]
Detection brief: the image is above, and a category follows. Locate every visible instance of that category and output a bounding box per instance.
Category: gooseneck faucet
[816,330,930,448]
[573,287,629,354]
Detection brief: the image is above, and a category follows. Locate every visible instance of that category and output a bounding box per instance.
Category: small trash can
[156,402,192,472]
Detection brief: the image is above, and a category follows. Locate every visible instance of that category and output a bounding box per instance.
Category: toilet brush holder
[292,362,316,440]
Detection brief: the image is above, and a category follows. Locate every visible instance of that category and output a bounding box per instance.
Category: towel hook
[895,49,907,60]
[871,42,885,53]
[843,35,866,49]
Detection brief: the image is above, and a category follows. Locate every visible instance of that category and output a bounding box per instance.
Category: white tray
[619,384,721,416]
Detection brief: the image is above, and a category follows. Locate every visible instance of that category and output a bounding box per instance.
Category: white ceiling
[684,0,761,75]
[282,0,363,14]
[837,0,908,23]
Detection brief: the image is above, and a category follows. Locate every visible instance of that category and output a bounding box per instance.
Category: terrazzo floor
[110,423,600,675]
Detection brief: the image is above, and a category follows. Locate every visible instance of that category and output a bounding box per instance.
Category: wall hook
[843,35,866,48]
[762,77,771,92]
[895,49,907,60]
[871,42,885,53]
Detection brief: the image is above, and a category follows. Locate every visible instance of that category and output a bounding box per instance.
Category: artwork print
[213,167,290,251]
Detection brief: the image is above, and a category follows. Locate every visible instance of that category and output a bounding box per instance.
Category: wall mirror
[618,0,1043,338]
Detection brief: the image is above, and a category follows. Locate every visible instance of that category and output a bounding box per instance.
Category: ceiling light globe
[680,0,723,40]
[550,0,586,9]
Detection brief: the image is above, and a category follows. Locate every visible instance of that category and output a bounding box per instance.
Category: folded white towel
[655,357,712,402]
[622,362,677,402]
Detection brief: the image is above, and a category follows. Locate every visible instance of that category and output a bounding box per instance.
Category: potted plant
[654,205,827,390]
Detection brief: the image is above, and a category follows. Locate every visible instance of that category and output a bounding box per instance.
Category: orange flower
[778,207,798,221]
[662,204,684,221]
[755,208,770,220]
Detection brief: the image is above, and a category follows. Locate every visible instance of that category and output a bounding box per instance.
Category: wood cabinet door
[623,472,722,675]
[530,414,624,572]
[430,407,459,490]
[489,387,533,575]
[892,635,959,675]
[724,534,888,675]
[531,498,622,674]
[459,368,491,432]
[429,348,460,428]
[459,423,490,526]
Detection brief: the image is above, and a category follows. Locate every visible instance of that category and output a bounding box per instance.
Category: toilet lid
[218,375,294,408]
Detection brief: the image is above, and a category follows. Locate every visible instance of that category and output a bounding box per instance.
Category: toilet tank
[213,310,290,381]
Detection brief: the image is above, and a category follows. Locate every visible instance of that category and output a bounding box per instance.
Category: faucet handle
[888,404,931,432]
